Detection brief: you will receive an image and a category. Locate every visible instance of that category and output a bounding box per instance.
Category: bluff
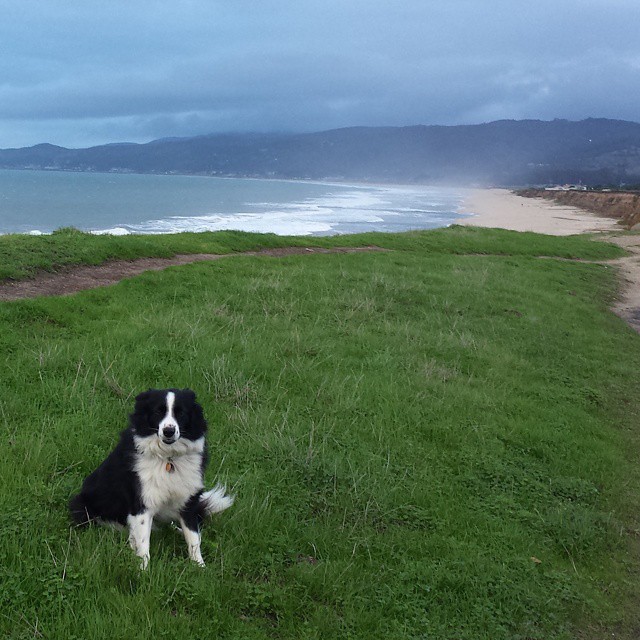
[518,189,640,229]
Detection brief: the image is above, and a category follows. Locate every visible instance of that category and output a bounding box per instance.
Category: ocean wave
[87,184,466,237]
[90,227,131,236]
[0,172,467,236]
[117,212,335,236]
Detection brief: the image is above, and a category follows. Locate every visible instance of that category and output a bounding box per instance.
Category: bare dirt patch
[0,246,385,302]
[539,234,640,334]
[598,234,640,333]
[3,233,640,338]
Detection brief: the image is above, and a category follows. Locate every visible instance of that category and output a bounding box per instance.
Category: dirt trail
[599,234,640,333]
[0,245,384,302]
[2,237,640,336]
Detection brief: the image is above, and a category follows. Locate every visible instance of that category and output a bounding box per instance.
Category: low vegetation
[0,227,638,639]
[0,225,626,281]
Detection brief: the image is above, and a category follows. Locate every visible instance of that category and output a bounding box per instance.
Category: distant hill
[1,118,640,186]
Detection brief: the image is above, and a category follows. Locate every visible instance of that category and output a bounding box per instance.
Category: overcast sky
[1,0,639,148]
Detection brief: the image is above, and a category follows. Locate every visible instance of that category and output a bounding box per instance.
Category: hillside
[1,227,640,638]
[1,118,640,186]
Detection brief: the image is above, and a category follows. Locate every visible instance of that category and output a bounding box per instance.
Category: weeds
[0,229,638,638]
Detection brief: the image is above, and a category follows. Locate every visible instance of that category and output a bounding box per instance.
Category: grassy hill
[0,227,639,639]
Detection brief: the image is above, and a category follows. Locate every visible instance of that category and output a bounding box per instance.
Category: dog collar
[166,458,175,473]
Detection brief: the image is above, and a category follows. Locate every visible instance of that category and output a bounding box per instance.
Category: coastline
[459,188,620,235]
[0,171,462,236]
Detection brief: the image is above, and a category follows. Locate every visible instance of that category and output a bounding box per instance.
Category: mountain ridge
[1,118,639,186]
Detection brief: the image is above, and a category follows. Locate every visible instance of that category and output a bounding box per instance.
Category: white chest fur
[133,436,205,521]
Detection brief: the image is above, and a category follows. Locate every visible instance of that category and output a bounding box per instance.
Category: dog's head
[131,388,207,444]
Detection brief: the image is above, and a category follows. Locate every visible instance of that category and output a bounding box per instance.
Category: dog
[69,388,233,568]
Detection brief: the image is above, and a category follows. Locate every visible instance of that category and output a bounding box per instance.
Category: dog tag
[166,461,175,473]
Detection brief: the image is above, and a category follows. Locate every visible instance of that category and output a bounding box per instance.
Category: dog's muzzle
[161,425,177,444]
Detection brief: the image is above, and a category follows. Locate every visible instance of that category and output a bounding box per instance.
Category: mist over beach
[0,170,466,236]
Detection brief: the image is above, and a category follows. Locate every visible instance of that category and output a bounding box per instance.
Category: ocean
[0,170,467,236]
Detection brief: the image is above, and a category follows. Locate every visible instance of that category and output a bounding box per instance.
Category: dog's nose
[162,426,176,439]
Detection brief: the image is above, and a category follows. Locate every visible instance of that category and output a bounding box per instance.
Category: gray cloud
[0,0,638,147]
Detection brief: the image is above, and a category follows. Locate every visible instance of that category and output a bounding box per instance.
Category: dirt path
[0,246,384,302]
[599,234,640,333]
[459,188,640,333]
[2,237,640,336]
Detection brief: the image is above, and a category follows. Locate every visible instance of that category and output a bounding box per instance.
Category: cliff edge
[518,189,640,229]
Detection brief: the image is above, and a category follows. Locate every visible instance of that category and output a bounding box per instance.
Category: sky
[1,0,639,148]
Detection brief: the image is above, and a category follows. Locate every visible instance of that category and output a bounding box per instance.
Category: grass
[0,227,639,639]
[0,225,626,281]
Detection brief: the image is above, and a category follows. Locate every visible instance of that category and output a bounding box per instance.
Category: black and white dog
[69,388,233,568]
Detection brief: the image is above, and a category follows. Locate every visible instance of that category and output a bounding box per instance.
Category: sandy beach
[460,188,621,235]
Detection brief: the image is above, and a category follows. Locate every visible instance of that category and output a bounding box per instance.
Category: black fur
[180,492,208,531]
[69,388,208,527]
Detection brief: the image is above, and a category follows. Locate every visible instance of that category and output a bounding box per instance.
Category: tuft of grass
[0,225,626,281]
[0,228,638,638]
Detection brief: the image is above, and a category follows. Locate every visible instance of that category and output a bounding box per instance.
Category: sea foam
[0,170,466,236]
[91,186,460,237]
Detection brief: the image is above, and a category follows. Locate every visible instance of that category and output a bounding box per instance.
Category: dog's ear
[131,390,156,433]
[135,390,152,403]
[183,389,207,433]
[181,388,197,402]
[134,389,158,410]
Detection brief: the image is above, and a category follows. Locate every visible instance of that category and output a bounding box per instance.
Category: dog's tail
[199,484,234,517]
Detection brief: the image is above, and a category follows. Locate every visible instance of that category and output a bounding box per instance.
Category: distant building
[545,184,587,191]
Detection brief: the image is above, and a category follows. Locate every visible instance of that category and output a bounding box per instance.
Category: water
[0,170,467,236]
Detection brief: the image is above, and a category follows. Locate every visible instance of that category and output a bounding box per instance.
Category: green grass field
[0,227,639,639]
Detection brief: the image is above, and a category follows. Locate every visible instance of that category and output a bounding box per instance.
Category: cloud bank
[0,0,638,147]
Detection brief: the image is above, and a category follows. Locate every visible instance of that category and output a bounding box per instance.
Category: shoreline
[0,172,462,236]
[459,188,621,235]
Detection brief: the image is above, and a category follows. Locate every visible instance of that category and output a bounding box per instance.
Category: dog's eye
[174,407,183,416]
